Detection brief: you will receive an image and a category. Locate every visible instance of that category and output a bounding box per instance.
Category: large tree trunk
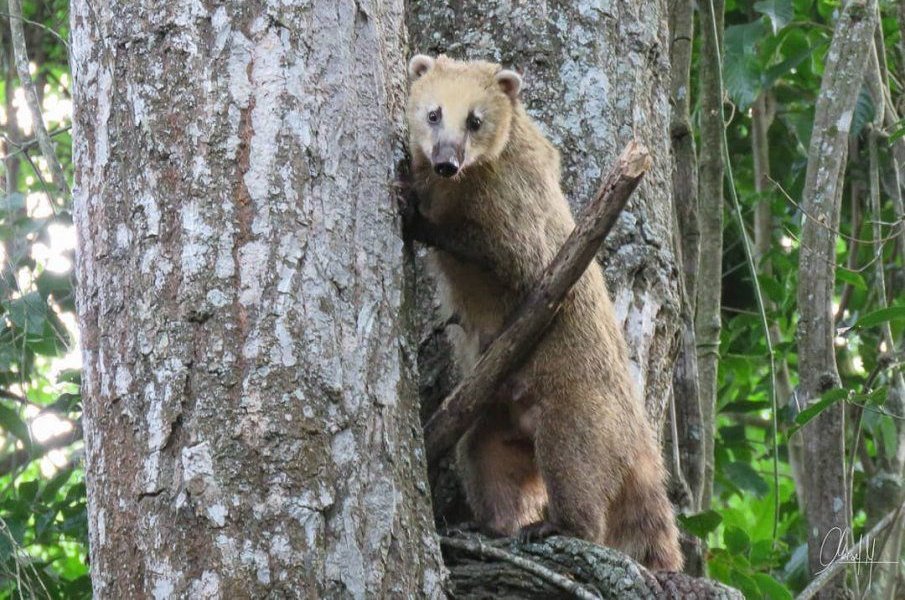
[408,0,681,430]
[70,1,444,597]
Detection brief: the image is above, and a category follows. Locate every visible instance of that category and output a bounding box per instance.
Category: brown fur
[406,54,683,571]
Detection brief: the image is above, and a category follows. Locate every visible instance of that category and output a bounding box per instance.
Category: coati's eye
[466,113,482,132]
[427,109,441,124]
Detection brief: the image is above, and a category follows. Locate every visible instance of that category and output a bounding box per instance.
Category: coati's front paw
[517,520,563,544]
[393,178,420,240]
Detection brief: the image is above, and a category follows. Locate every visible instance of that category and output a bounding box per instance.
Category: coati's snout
[432,141,463,177]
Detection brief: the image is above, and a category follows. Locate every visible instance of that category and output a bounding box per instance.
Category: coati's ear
[495,69,522,101]
[408,55,435,80]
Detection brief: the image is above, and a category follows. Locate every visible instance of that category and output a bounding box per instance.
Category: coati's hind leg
[529,398,618,545]
[456,406,547,536]
[605,446,684,571]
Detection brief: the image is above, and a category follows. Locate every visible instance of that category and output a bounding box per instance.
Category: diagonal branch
[424,141,651,470]
[7,0,69,198]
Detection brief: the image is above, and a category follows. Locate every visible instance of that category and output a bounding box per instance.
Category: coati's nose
[434,160,460,178]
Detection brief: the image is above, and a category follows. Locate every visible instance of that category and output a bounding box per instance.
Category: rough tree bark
[795,0,877,597]
[408,0,682,427]
[695,0,724,512]
[441,534,743,599]
[70,1,445,597]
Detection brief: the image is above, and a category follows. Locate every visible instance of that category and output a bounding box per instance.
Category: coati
[403,54,683,571]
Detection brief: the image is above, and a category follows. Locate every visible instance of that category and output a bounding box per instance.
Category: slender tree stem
[794,1,878,595]
[701,0,780,539]
[668,0,705,530]
[6,0,68,198]
[695,0,724,514]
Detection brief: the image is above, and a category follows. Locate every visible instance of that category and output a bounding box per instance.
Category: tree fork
[423,141,652,472]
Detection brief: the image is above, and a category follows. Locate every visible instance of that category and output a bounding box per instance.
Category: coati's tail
[606,449,684,572]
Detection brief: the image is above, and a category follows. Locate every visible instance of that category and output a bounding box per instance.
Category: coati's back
[406,54,682,571]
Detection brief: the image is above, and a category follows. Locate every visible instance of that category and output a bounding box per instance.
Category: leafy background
[0,0,903,597]
[1,1,87,597]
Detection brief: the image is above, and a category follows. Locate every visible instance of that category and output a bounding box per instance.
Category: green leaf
[724,526,751,555]
[50,392,81,413]
[890,119,905,143]
[730,569,762,599]
[794,388,849,428]
[3,291,48,334]
[853,306,905,329]
[18,480,39,504]
[27,308,71,357]
[722,400,772,413]
[763,41,826,91]
[57,369,82,385]
[678,510,723,539]
[0,403,32,447]
[41,465,76,501]
[754,0,793,34]
[750,539,777,567]
[724,461,770,497]
[0,516,26,561]
[836,268,867,290]
[726,21,767,58]
[720,424,748,444]
[753,572,794,599]
[724,21,767,109]
[856,387,887,407]
[880,418,898,458]
[781,107,815,151]
[761,277,785,305]
[36,270,73,299]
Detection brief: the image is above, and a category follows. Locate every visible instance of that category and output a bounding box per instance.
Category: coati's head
[406,54,522,178]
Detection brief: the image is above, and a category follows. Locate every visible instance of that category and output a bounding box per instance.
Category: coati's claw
[517,521,562,544]
[393,180,421,241]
